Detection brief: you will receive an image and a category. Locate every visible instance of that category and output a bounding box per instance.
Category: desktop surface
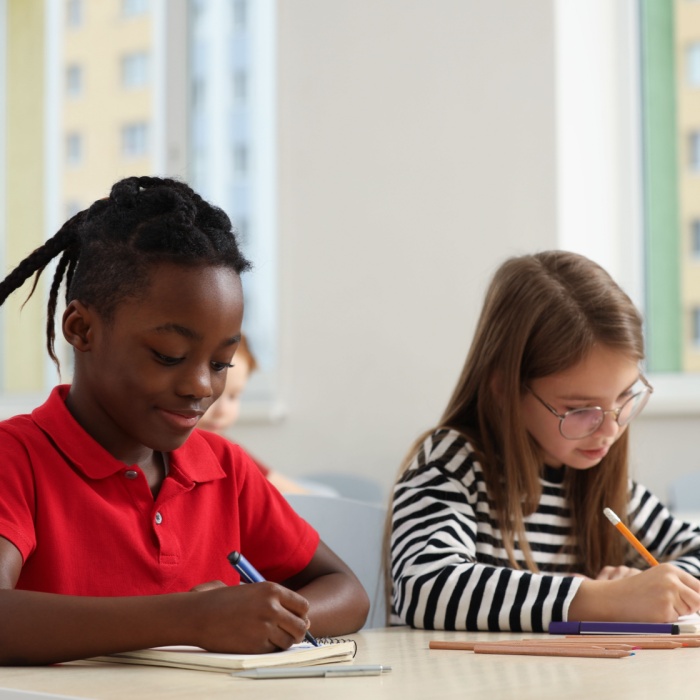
[1,626,698,700]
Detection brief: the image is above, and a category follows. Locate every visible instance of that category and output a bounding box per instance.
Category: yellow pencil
[603,507,659,567]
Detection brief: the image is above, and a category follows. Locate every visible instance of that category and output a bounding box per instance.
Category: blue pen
[227,550,320,647]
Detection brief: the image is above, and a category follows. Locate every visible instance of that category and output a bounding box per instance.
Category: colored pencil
[429,640,636,651]
[603,508,659,567]
[472,644,631,658]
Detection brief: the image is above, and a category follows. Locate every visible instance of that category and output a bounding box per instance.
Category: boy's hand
[189,580,227,592]
[187,581,311,654]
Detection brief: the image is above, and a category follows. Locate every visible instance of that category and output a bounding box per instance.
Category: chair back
[285,493,388,629]
[668,471,700,513]
[298,472,385,504]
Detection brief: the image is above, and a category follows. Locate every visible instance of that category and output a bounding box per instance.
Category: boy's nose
[178,366,214,399]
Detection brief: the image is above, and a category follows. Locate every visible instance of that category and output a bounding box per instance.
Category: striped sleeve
[627,482,700,576]
[390,429,582,632]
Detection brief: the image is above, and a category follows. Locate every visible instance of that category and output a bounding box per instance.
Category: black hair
[0,176,251,366]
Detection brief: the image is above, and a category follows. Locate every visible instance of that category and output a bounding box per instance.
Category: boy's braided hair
[0,176,250,366]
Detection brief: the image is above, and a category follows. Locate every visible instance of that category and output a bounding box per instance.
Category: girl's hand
[595,566,643,581]
[570,563,700,622]
[186,581,311,654]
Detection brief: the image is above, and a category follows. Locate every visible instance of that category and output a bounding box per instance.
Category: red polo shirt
[0,386,319,595]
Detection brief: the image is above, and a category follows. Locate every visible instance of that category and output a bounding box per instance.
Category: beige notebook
[90,638,357,673]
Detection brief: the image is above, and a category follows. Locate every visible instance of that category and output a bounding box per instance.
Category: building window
[235,216,249,247]
[233,70,247,104]
[233,0,247,30]
[688,43,700,86]
[233,144,248,176]
[692,307,700,346]
[65,201,83,220]
[65,132,83,166]
[121,0,149,17]
[66,0,83,28]
[690,132,700,172]
[121,52,149,89]
[692,220,700,259]
[65,64,83,97]
[121,123,149,157]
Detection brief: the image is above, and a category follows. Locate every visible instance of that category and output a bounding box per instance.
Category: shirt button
[155,512,163,525]
[124,470,138,480]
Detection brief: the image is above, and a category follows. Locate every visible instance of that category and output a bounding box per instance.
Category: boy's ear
[62,300,94,351]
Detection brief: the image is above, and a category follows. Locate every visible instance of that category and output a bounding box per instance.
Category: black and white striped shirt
[390,428,700,631]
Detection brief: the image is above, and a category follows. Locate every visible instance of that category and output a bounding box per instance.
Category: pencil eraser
[548,622,580,634]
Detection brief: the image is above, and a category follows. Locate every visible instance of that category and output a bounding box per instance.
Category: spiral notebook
[90,637,357,673]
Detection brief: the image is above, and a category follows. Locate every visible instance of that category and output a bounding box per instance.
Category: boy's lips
[157,408,204,430]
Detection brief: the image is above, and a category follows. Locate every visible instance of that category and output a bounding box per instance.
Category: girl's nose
[595,411,620,438]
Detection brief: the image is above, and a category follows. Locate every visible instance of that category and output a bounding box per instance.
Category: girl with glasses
[390,250,700,631]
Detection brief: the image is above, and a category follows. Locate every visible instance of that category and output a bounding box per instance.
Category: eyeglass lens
[560,389,651,439]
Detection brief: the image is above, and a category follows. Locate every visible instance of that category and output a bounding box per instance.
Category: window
[690,132,700,172]
[688,42,700,86]
[236,216,249,247]
[233,0,247,30]
[66,0,82,28]
[65,200,83,220]
[553,0,700,408]
[65,64,82,97]
[65,132,83,166]
[122,0,149,17]
[121,52,149,89]
[0,0,278,416]
[692,308,700,346]
[692,220,700,259]
[188,0,277,411]
[639,0,700,399]
[233,144,248,176]
[233,70,247,104]
[121,123,149,157]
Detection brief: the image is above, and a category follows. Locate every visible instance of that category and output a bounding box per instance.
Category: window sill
[0,393,287,424]
[644,373,700,415]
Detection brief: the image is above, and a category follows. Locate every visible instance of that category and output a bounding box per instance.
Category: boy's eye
[212,361,234,372]
[153,352,183,366]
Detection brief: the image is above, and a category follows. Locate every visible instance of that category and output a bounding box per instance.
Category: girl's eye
[212,361,234,372]
[153,352,183,366]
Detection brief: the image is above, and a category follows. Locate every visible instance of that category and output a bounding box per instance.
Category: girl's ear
[62,300,94,351]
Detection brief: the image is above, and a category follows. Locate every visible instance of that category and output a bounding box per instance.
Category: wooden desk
[1,627,699,699]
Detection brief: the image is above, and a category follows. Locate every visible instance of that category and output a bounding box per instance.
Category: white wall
[234,0,558,496]
[233,0,698,506]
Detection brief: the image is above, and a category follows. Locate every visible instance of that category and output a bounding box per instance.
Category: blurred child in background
[198,334,310,494]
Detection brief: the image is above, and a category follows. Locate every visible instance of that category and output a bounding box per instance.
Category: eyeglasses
[526,375,653,440]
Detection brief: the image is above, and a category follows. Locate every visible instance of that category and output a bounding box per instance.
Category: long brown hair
[391,250,644,580]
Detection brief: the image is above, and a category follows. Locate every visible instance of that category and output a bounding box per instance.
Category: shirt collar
[32,385,225,483]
